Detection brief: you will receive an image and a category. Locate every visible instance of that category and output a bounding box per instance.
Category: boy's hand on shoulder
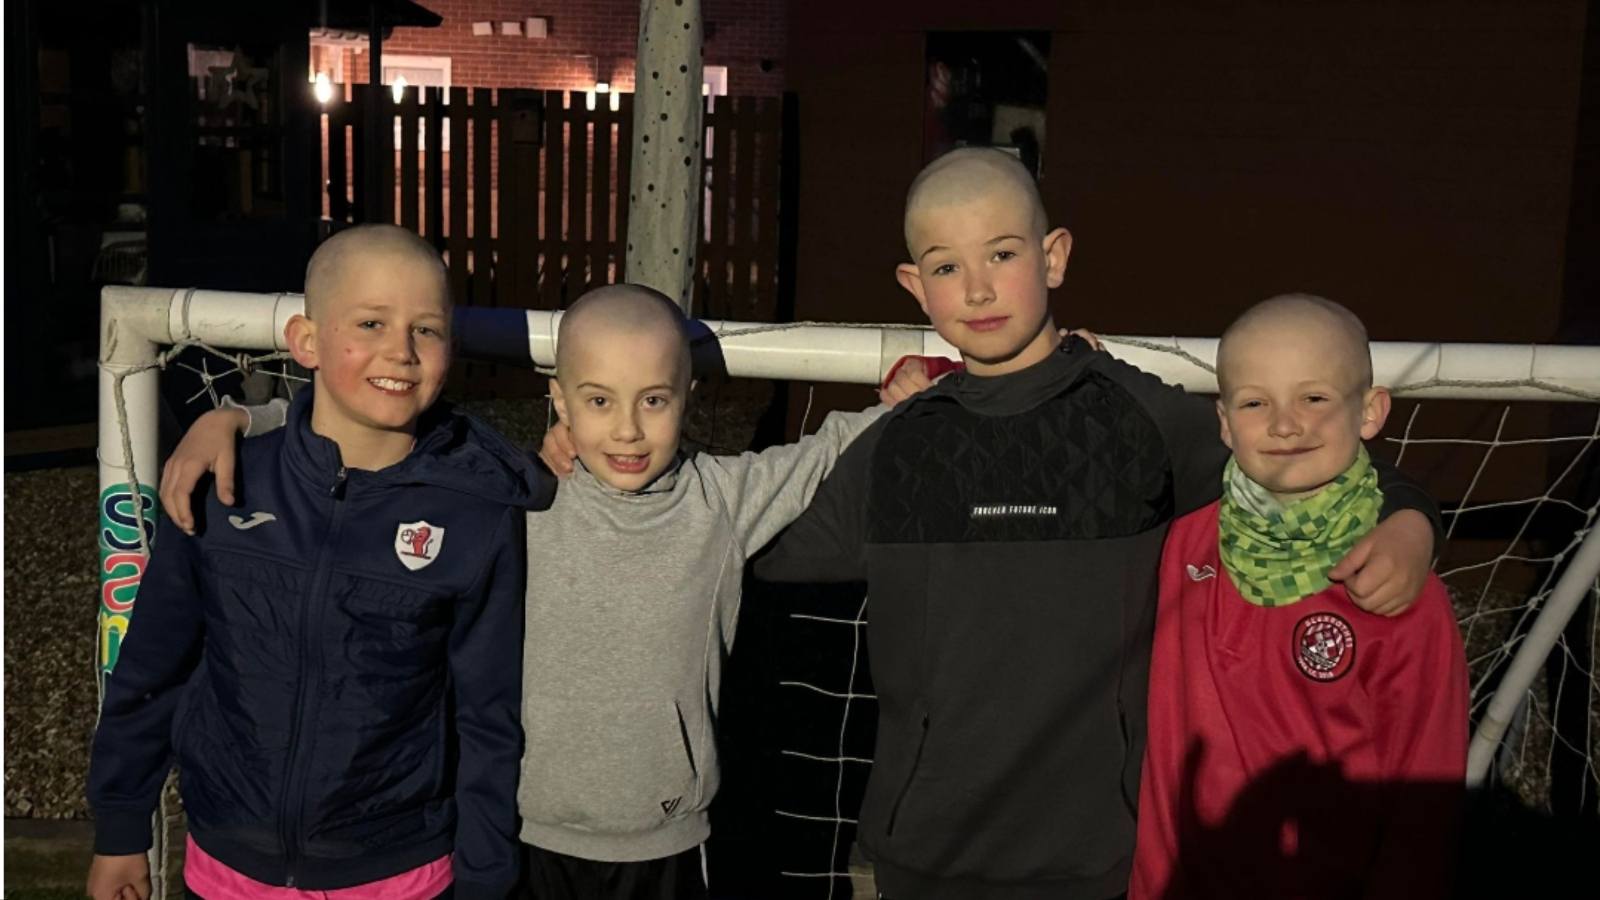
[879,355,964,406]
[159,406,249,535]
[538,422,578,477]
[1330,509,1433,617]
[1061,326,1104,351]
[86,853,151,900]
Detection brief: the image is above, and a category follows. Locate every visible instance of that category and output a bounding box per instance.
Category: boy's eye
[358,320,382,330]
[1305,394,1329,403]
[642,395,670,409]
[415,324,442,338]
[1239,399,1265,409]
[931,263,958,276]
[992,249,1017,262]
[587,396,608,409]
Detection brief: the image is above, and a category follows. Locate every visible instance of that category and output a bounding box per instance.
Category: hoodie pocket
[519,694,703,834]
[885,714,930,837]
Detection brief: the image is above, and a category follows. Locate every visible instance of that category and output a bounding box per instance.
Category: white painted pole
[1467,522,1600,787]
[97,285,182,900]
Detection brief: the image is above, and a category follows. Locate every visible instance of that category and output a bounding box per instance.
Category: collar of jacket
[929,333,1100,418]
[280,388,555,509]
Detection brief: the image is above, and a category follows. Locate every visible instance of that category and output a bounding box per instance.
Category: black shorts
[522,843,709,900]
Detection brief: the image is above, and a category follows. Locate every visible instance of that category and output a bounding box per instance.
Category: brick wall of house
[326,0,785,95]
[787,0,1589,345]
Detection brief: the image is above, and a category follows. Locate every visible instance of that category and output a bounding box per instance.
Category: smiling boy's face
[289,233,452,448]
[549,288,691,492]
[895,151,1071,377]
[1216,299,1390,503]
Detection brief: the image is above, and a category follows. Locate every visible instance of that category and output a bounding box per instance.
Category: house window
[923,32,1050,178]
[703,64,729,99]
[382,53,452,96]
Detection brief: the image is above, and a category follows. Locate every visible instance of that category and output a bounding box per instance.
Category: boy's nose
[612,409,645,441]
[963,274,996,306]
[1267,409,1302,438]
[384,331,420,363]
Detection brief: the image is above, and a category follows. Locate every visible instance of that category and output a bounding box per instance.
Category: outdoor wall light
[391,75,408,102]
[313,71,335,104]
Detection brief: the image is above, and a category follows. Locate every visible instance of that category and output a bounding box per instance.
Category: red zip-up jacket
[1131,501,1467,900]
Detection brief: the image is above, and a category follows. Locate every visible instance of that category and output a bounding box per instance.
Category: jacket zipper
[279,466,347,886]
[885,714,929,837]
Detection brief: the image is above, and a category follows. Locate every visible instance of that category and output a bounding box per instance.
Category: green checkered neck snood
[1218,446,1383,607]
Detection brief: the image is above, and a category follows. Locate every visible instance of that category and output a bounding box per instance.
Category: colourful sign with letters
[98,482,158,677]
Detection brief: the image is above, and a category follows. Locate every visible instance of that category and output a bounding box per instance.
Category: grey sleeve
[698,406,887,557]
[221,396,290,438]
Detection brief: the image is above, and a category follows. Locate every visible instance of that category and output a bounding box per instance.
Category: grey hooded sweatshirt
[517,406,884,862]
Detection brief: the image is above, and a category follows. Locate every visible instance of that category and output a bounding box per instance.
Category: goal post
[97,284,1600,891]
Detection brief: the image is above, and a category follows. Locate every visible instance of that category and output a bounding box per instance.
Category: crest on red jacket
[395,520,443,571]
[1293,612,1355,682]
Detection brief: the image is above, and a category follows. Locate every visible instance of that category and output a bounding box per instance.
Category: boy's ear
[284,314,319,370]
[1042,227,1072,289]
[895,263,931,317]
[1215,398,1236,450]
[548,378,571,426]
[1359,387,1392,440]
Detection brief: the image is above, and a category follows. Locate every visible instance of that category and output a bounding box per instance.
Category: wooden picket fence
[317,86,788,324]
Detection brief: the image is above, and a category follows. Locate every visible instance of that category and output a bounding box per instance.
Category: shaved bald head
[904,147,1049,255]
[556,284,691,386]
[1218,294,1372,395]
[304,225,447,319]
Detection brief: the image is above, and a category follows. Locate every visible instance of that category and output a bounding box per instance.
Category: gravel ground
[5,464,102,819]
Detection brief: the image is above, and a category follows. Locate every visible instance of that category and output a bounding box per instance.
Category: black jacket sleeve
[1100,357,1231,518]
[1374,458,1446,554]
[753,416,885,584]
[88,513,206,855]
[449,507,527,899]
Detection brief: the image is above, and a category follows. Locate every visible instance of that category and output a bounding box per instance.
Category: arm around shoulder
[749,412,881,584]
[1098,356,1230,517]
[705,405,888,557]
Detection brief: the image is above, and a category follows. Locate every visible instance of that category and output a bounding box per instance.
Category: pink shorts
[183,834,452,900]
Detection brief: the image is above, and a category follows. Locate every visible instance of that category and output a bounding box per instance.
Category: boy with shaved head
[755,149,1445,899]
[1130,295,1467,900]
[88,225,542,900]
[162,277,932,899]
[514,282,932,898]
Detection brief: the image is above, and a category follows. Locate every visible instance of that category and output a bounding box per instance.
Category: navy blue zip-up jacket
[89,390,552,898]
